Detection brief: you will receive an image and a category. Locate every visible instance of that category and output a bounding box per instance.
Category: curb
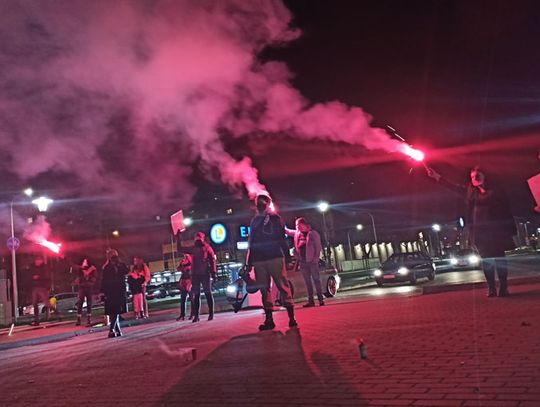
[0,301,233,352]
[422,275,540,295]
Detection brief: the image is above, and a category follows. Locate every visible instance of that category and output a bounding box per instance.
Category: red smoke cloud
[0,0,416,222]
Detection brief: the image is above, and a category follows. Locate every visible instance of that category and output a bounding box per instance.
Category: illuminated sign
[210,223,227,245]
[236,241,249,250]
[239,226,250,238]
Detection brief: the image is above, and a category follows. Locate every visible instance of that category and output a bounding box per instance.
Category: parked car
[449,249,481,270]
[163,282,181,297]
[145,284,168,300]
[374,252,436,287]
[226,259,341,312]
[22,292,80,315]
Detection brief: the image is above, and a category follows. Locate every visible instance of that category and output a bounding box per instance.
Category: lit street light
[32,196,53,212]
[356,224,364,231]
[112,230,120,237]
[432,224,441,257]
[317,201,331,264]
[9,189,53,323]
[184,217,193,227]
[317,201,329,213]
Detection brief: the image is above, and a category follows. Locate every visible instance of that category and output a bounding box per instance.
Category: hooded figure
[427,166,515,297]
[101,249,129,337]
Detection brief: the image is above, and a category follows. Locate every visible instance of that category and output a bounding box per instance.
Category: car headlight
[398,267,409,275]
[153,290,160,295]
[226,285,237,294]
[468,255,480,265]
[450,258,458,265]
[374,269,383,277]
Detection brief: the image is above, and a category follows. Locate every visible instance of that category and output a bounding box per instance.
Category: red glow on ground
[39,239,62,254]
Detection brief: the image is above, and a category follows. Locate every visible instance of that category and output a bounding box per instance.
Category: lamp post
[317,201,330,264]
[9,188,40,322]
[347,224,364,261]
[432,224,441,257]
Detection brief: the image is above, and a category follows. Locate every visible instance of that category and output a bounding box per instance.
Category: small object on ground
[359,339,368,359]
[521,321,531,326]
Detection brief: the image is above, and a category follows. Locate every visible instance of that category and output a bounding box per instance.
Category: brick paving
[0,283,539,406]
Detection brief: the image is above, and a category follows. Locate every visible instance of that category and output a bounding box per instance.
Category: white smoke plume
[0,0,403,223]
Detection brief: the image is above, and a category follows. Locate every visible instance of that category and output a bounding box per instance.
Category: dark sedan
[374,252,436,286]
[145,284,168,300]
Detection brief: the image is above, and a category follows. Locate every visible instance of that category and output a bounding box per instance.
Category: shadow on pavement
[156,328,367,406]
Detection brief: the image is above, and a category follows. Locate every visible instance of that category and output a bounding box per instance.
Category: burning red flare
[38,239,62,254]
[399,144,425,162]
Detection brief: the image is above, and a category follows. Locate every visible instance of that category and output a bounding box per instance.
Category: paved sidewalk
[0,283,539,406]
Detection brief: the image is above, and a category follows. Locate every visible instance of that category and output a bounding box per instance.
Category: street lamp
[317,201,330,264]
[432,224,441,257]
[9,189,51,323]
[184,217,193,227]
[347,224,365,262]
[32,196,53,212]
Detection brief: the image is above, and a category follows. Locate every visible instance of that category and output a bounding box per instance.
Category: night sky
[1,0,539,261]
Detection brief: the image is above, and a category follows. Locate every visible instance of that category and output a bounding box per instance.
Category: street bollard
[359,339,368,359]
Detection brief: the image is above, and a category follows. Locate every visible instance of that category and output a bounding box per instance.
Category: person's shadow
[156,328,367,406]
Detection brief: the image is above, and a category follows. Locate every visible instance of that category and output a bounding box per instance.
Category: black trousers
[191,274,214,317]
[482,258,508,292]
[179,290,193,317]
[77,286,93,315]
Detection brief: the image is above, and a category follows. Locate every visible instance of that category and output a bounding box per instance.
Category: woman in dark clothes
[427,166,515,297]
[101,249,129,337]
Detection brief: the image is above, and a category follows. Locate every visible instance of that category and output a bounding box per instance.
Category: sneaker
[192,316,200,323]
[108,331,116,338]
[487,290,497,298]
[319,300,325,306]
[258,320,276,331]
[303,302,315,308]
[176,315,185,321]
[289,319,298,328]
[208,315,214,321]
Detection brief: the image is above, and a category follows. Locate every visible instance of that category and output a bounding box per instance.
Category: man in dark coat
[427,166,515,297]
[100,249,129,337]
[246,194,297,331]
[29,256,51,326]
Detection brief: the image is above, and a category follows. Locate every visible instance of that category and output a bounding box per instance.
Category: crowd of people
[26,163,522,336]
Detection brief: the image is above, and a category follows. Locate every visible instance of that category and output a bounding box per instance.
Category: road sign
[7,237,20,251]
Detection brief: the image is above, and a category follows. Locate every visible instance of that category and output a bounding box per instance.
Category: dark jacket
[76,265,97,288]
[100,260,129,315]
[127,273,145,295]
[29,263,51,290]
[248,212,290,263]
[438,177,515,257]
[178,243,216,276]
